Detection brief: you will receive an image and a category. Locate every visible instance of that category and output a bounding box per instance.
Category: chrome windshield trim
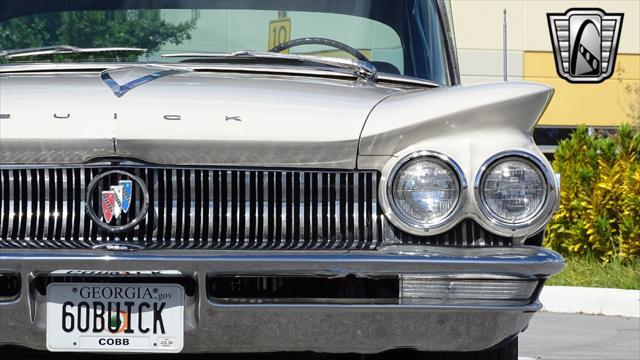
[162,50,378,82]
[0,62,438,87]
[376,73,440,87]
[0,45,147,59]
[436,0,461,85]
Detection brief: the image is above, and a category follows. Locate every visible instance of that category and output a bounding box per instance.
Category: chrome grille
[384,219,512,247]
[0,166,381,250]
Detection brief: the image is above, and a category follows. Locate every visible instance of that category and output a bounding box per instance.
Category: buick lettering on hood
[0,1,563,358]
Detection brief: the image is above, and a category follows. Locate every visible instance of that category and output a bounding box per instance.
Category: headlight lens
[480,157,546,223]
[390,157,461,226]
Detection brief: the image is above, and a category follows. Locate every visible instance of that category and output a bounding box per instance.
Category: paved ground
[519,312,640,360]
[3,312,638,359]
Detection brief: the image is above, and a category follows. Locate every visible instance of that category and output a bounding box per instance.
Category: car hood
[0,65,403,168]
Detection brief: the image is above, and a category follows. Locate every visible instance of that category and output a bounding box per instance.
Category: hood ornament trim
[100,66,188,97]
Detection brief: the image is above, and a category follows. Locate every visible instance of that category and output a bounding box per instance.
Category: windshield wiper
[0,45,147,59]
[161,50,377,82]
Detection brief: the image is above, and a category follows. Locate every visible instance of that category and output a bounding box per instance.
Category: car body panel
[360,82,553,157]
[0,68,402,167]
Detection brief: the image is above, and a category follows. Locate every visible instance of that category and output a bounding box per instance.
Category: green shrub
[545,256,640,289]
[545,124,640,262]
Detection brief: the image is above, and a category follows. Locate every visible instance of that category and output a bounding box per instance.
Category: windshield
[0,0,452,85]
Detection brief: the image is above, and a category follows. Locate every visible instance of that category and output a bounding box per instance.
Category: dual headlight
[476,155,547,225]
[385,151,553,235]
[387,152,466,231]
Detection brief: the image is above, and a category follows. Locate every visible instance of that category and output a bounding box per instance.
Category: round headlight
[389,156,462,228]
[479,157,547,224]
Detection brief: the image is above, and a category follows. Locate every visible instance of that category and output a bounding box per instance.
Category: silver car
[0,1,563,358]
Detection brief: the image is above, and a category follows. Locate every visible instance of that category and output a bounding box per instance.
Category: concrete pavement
[520,312,640,360]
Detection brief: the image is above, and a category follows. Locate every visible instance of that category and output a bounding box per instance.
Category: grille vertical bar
[0,167,381,250]
[383,218,511,247]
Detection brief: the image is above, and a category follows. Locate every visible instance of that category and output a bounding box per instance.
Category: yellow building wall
[524,52,640,126]
[451,0,640,127]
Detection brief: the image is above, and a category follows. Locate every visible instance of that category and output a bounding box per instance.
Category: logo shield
[101,191,117,223]
[110,185,124,217]
[119,180,132,213]
[86,170,149,232]
[547,8,623,83]
[101,180,133,223]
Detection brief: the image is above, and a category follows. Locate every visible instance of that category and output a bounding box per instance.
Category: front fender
[359,81,553,158]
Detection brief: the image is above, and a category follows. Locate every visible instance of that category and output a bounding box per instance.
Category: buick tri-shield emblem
[101,179,132,223]
[547,8,623,83]
[86,170,149,232]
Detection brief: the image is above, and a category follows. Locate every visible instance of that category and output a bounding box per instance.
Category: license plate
[46,283,184,353]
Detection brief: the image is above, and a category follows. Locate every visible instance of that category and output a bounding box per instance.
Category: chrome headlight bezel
[382,151,467,235]
[473,150,557,232]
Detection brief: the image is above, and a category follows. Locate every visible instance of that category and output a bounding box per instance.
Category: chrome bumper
[0,246,563,353]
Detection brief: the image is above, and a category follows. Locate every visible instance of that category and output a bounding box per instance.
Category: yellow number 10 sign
[268,18,291,53]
